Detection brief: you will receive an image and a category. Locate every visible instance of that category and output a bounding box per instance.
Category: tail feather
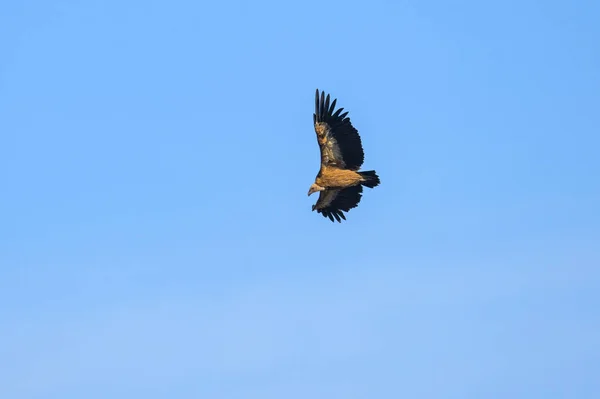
[359,170,380,188]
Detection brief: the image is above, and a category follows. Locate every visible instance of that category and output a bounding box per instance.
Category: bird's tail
[359,170,380,188]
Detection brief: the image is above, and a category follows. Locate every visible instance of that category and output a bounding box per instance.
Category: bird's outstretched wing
[313,89,365,170]
[312,184,364,222]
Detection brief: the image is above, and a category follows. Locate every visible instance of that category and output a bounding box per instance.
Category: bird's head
[307,183,325,196]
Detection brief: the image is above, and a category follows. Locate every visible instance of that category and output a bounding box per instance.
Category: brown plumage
[308,89,380,222]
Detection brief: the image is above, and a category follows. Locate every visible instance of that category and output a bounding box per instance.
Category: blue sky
[1,0,599,398]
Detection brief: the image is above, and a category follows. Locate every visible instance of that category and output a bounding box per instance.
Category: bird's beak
[307,189,313,196]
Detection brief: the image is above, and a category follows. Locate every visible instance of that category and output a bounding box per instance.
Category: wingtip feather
[329,98,337,116]
[320,91,325,121]
[315,89,320,120]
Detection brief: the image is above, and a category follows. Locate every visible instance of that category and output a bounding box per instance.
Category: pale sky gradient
[1,1,599,398]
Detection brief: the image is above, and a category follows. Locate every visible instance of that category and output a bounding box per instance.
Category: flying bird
[308,89,380,222]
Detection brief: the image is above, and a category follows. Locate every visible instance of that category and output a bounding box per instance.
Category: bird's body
[315,167,363,188]
[308,89,380,222]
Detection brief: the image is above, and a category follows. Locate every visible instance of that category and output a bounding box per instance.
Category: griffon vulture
[308,89,380,222]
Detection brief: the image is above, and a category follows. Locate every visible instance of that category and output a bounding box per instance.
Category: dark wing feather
[313,89,365,170]
[312,185,364,223]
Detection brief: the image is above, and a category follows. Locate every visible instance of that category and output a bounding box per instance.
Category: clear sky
[1,0,599,398]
